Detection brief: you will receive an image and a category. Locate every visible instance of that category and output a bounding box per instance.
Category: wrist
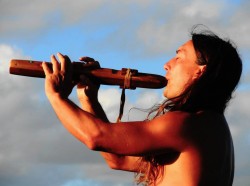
[46,92,68,104]
[78,96,98,106]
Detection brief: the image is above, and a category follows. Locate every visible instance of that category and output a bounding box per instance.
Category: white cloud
[133,0,250,57]
[98,88,121,110]
[0,0,106,38]
[226,90,250,137]
[97,87,121,121]
[0,44,28,72]
[227,1,250,48]
[182,0,222,19]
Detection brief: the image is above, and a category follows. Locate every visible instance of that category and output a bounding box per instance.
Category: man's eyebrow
[176,48,186,54]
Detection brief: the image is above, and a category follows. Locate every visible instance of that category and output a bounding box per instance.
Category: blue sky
[1,0,250,186]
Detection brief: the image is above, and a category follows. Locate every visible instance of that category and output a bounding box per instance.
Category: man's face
[163,40,205,99]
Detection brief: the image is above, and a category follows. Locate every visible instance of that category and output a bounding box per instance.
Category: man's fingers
[58,53,72,73]
[79,56,95,62]
[51,54,60,73]
[79,56,100,68]
[42,62,52,76]
[57,53,64,72]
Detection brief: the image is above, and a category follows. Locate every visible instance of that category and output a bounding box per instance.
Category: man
[42,28,242,186]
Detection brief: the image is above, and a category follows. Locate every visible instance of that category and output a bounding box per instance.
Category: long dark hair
[135,26,242,185]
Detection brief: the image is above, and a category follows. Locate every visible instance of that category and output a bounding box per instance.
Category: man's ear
[194,65,206,79]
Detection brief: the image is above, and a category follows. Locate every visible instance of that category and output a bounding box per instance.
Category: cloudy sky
[0,0,250,185]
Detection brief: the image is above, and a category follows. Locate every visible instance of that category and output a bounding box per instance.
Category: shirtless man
[42,28,242,186]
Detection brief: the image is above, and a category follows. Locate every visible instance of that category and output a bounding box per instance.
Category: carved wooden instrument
[9,59,167,89]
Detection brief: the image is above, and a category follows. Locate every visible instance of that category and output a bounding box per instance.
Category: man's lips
[165,74,170,80]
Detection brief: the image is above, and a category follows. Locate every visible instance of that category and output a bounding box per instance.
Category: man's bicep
[100,112,190,155]
[147,112,190,151]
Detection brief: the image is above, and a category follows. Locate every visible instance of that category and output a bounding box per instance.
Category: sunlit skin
[164,40,206,99]
[42,41,233,185]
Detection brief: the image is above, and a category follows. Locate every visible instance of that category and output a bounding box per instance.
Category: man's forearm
[79,99,109,122]
[48,94,104,149]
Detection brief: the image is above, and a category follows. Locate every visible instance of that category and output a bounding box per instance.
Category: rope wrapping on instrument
[116,68,132,123]
[124,68,132,89]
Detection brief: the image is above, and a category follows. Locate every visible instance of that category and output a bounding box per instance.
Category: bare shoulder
[177,110,229,141]
[153,110,230,148]
[151,110,194,129]
[150,110,216,135]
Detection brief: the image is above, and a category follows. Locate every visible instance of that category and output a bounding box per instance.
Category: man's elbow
[107,161,122,170]
[84,130,104,151]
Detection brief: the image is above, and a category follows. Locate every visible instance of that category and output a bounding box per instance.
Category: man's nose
[164,59,173,70]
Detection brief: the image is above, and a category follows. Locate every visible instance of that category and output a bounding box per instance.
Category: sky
[0,0,250,185]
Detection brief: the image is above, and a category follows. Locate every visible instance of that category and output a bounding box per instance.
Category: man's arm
[77,80,141,172]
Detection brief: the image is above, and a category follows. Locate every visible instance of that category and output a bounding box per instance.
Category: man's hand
[42,53,75,99]
[77,57,100,104]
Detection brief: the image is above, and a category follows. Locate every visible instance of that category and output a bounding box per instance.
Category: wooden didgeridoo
[9,59,167,89]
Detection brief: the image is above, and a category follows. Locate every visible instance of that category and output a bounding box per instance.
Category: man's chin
[164,90,181,100]
[163,90,172,99]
